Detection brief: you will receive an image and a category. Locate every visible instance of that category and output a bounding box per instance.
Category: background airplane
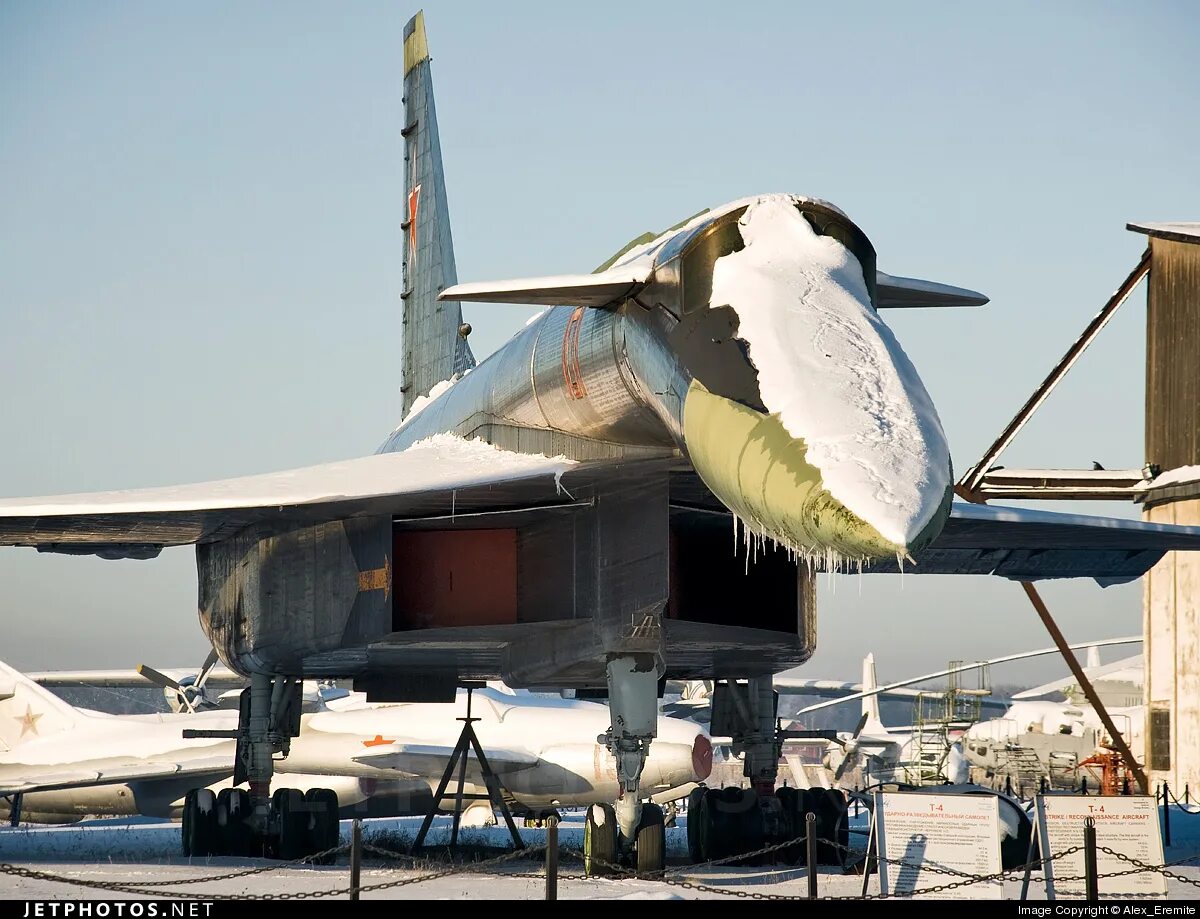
[27,655,344,715]
[792,638,1143,789]
[1,10,1198,868]
[0,660,709,858]
[821,653,970,788]
[962,648,1146,793]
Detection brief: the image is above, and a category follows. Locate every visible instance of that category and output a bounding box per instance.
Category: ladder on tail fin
[400,11,475,416]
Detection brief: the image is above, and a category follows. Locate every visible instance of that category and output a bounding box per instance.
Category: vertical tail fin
[400,11,475,416]
[1086,645,1101,669]
[861,652,885,733]
[0,661,83,752]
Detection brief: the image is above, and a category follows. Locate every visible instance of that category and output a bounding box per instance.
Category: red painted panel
[392,529,518,630]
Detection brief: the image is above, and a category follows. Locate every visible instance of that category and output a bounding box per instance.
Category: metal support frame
[859,811,878,898]
[6,793,21,827]
[958,250,1152,500]
[1020,582,1148,793]
[413,685,522,850]
[1019,818,1040,901]
[711,678,781,794]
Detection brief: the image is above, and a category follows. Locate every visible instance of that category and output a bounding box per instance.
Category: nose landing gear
[583,654,668,875]
[584,800,667,876]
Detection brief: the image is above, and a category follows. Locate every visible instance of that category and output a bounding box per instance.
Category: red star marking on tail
[18,705,42,737]
[408,185,422,259]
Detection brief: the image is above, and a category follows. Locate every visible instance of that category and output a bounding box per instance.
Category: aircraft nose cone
[692,732,713,782]
[683,381,952,562]
[681,193,953,562]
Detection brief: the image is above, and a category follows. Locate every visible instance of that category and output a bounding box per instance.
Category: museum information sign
[1036,794,1166,899]
[875,791,1002,899]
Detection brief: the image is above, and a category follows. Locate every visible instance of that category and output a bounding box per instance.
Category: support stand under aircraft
[413,685,522,850]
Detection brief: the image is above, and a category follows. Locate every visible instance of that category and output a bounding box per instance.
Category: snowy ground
[6,858,1200,901]
[2,810,1199,900]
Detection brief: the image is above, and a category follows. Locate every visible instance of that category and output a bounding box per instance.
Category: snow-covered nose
[681,195,953,561]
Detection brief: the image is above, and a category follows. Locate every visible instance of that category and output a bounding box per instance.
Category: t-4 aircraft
[2,11,1198,868]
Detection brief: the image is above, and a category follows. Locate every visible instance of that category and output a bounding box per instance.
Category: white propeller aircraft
[820,653,969,787]
[0,661,710,857]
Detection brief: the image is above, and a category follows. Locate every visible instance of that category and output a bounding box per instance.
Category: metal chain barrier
[1163,786,1200,814]
[508,836,1199,901]
[6,832,1200,899]
[559,838,1088,901]
[41,843,353,887]
[565,832,822,881]
[1092,845,1200,889]
[0,845,545,901]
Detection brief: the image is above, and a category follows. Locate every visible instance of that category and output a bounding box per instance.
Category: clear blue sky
[1,2,1197,687]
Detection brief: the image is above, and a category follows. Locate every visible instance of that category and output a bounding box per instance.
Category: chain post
[1164,781,1172,847]
[545,814,559,901]
[349,818,362,901]
[1083,817,1099,901]
[806,811,818,898]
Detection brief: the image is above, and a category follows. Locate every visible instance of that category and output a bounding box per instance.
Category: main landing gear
[181,673,337,860]
[181,785,341,860]
[685,784,848,866]
[584,654,667,875]
[687,678,850,866]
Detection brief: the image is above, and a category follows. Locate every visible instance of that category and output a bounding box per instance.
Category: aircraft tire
[734,788,765,865]
[215,788,252,857]
[305,788,341,864]
[182,788,217,858]
[635,803,665,874]
[698,787,737,861]
[815,788,848,866]
[272,788,308,861]
[181,790,196,857]
[774,787,805,865]
[583,803,618,876]
[685,787,706,862]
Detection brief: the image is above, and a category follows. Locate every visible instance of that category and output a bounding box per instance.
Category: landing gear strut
[180,673,338,860]
[585,654,666,874]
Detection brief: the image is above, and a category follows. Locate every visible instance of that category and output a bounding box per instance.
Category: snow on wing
[0,436,578,553]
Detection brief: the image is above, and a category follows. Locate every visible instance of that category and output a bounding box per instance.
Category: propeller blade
[195,648,220,690]
[137,664,182,692]
[851,712,870,740]
[834,752,858,782]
